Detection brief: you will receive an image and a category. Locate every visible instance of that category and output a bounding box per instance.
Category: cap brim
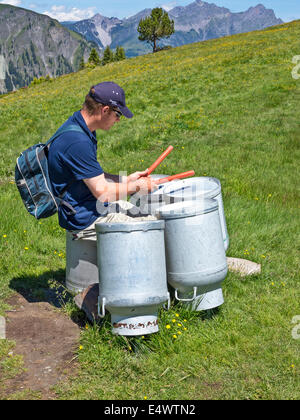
[119,105,133,119]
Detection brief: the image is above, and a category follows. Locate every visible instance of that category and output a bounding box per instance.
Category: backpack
[15,124,84,219]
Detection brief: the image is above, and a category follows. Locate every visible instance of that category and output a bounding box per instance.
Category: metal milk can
[163,177,229,251]
[156,199,228,310]
[95,220,170,336]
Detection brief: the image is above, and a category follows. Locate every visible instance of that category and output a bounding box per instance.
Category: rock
[227,257,261,277]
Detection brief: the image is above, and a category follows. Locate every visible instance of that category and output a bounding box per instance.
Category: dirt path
[2,293,81,399]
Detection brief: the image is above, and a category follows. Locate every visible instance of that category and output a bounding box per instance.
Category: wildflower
[166,324,171,329]
[173,334,177,339]
[254,197,259,200]
[183,327,187,331]
[85,325,89,329]
[177,331,182,335]
[144,396,148,400]
[24,247,29,250]
[172,319,176,323]
[175,313,179,317]
[290,364,295,369]
[23,230,26,233]
[184,319,187,322]
[261,255,266,258]
[178,323,182,327]
[3,235,7,238]
[79,345,83,350]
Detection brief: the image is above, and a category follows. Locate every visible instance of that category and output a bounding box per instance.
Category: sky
[0,0,299,23]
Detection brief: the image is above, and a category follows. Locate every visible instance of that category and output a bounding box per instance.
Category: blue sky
[0,0,299,23]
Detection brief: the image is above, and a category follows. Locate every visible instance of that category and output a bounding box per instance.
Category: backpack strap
[46,124,86,211]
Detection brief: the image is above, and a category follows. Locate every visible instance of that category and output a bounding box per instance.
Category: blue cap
[90,81,133,119]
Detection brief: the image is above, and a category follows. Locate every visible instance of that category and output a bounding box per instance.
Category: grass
[0,20,300,399]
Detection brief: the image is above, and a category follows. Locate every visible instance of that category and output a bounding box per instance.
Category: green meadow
[0,20,299,399]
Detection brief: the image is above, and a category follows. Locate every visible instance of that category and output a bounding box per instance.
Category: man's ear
[102,105,110,114]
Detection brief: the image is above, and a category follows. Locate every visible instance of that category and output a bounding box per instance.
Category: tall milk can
[95,220,170,336]
[156,199,228,311]
[163,177,229,251]
[65,231,98,293]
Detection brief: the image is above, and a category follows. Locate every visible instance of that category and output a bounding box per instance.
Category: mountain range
[0,4,97,94]
[62,1,283,57]
[0,1,283,95]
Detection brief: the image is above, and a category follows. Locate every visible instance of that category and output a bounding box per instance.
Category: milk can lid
[95,219,165,233]
[163,177,221,200]
[156,199,218,220]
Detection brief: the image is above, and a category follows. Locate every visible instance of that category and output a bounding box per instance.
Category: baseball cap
[89,81,133,119]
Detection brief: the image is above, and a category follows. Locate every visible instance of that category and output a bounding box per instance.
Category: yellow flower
[175,313,179,317]
[173,334,177,339]
[79,345,83,350]
[172,319,176,323]
[178,331,182,335]
[178,323,182,327]
[184,319,187,322]
[24,247,29,250]
[166,324,171,329]
[144,396,148,400]
[183,327,187,331]
[3,234,7,238]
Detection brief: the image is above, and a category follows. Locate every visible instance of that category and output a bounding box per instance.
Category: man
[48,81,157,237]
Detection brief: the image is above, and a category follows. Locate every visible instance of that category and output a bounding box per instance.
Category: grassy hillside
[0,20,299,400]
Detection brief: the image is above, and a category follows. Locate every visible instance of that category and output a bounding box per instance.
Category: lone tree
[137,8,174,53]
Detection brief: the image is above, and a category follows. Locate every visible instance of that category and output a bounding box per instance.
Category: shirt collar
[72,110,97,143]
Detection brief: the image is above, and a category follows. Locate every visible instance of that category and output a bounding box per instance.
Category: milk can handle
[163,292,171,310]
[174,287,197,302]
[98,297,106,318]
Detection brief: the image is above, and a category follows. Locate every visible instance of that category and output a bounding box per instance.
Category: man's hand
[130,176,158,195]
[126,169,149,183]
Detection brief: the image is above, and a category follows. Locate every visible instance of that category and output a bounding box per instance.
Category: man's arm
[84,173,157,203]
[104,172,127,183]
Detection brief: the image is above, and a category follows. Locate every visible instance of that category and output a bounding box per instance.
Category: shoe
[74,284,99,322]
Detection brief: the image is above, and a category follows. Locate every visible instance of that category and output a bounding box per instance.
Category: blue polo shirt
[48,110,104,231]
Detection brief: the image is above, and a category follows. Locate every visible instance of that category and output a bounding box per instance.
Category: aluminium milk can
[95,220,170,336]
[156,199,228,311]
[65,231,98,293]
[163,177,229,251]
